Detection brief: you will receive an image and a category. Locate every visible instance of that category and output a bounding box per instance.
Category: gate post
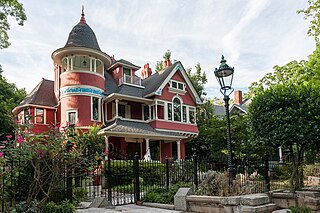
[264,154,270,191]
[193,154,198,190]
[133,152,140,203]
[165,157,169,190]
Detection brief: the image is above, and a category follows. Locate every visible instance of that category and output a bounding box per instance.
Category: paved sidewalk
[76,204,184,213]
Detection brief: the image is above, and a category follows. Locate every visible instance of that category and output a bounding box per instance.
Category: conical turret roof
[64,7,101,51]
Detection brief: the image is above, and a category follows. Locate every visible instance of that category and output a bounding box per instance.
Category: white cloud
[0,0,315,99]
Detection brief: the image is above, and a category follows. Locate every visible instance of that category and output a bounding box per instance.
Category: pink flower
[104,150,109,155]
[17,135,24,143]
[6,135,12,139]
[0,152,3,158]
[34,129,42,133]
[0,146,5,149]
[36,150,45,158]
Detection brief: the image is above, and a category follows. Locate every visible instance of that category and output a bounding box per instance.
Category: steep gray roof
[213,105,225,116]
[142,61,178,96]
[104,72,118,96]
[17,79,56,108]
[110,59,140,69]
[64,20,101,51]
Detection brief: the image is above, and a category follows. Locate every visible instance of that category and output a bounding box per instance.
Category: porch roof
[98,118,188,141]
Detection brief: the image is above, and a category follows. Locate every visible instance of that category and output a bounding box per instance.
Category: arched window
[173,97,181,122]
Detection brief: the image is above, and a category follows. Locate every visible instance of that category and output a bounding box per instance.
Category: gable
[143,62,202,104]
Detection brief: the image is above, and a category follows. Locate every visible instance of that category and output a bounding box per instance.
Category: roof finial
[80,5,86,23]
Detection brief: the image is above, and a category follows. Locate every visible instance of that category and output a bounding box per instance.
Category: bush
[197,170,229,196]
[42,200,75,213]
[73,187,88,203]
[289,206,312,213]
[143,182,192,204]
[10,200,41,213]
[271,163,292,180]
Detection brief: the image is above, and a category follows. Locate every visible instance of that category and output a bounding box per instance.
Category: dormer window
[123,67,132,82]
[169,80,186,94]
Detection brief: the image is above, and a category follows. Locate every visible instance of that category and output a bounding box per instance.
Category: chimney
[163,59,171,69]
[234,90,243,105]
[141,63,152,79]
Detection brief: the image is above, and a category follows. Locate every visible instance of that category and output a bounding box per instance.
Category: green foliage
[249,83,320,190]
[297,0,320,42]
[272,164,292,180]
[289,206,312,213]
[42,200,75,213]
[73,187,88,203]
[109,160,164,186]
[163,49,171,60]
[186,63,207,98]
[0,0,27,49]
[143,182,191,204]
[0,65,26,139]
[155,61,163,72]
[10,200,41,213]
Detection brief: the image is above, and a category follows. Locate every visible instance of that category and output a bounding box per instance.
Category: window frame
[66,110,78,125]
[91,96,101,122]
[35,108,45,124]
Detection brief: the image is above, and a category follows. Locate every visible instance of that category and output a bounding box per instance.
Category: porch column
[104,136,109,160]
[177,140,181,160]
[155,101,158,119]
[279,146,283,163]
[115,99,119,118]
[146,138,150,153]
[149,105,151,120]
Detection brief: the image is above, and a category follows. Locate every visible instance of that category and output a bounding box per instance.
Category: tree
[248,44,320,96]
[0,0,27,49]
[187,63,207,98]
[0,65,26,139]
[249,83,320,190]
[297,0,320,42]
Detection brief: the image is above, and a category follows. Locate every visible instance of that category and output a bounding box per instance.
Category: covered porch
[98,118,188,162]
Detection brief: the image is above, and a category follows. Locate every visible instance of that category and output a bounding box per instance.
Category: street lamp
[214,55,235,189]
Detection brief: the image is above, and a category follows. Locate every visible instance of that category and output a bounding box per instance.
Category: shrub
[197,170,229,196]
[73,187,88,203]
[271,163,292,180]
[289,206,312,213]
[10,200,41,213]
[143,182,192,204]
[42,200,75,213]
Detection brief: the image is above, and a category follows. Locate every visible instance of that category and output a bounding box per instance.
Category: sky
[0,0,316,99]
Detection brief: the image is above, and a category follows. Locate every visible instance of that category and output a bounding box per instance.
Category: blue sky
[0,0,315,98]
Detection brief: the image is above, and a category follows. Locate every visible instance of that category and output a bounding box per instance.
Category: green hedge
[108,160,165,187]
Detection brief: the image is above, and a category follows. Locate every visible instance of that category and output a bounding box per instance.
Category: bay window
[35,108,44,124]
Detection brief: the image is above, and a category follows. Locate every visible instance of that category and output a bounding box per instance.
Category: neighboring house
[229,90,251,115]
[12,10,201,162]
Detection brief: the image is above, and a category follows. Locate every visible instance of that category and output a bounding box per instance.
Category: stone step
[241,194,270,206]
[242,203,277,213]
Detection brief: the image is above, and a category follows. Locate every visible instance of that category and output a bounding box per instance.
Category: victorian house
[13,11,201,162]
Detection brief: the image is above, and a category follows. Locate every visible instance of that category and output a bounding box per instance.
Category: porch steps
[241,203,277,213]
[241,194,277,213]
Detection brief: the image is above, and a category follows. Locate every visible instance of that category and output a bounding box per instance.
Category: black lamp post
[214,55,235,189]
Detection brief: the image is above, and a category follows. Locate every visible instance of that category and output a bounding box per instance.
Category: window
[182,106,187,122]
[173,98,181,122]
[24,108,30,124]
[167,103,172,120]
[73,55,90,70]
[67,110,77,125]
[170,80,185,91]
[150,106,154,120]
[143,105,149,121]
[123,67,132,83]
[35,108,44,124]
[119,104,126,118]
[92,97,100,121]
[189,107,196,124]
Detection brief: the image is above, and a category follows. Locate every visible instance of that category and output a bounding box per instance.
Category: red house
[13,11,201,161]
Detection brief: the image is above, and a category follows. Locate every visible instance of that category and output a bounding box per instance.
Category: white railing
[118,74,141,86]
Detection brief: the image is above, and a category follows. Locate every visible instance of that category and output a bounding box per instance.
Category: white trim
[155,128,198,136]
[105,93,153,104]
[91,96,101,122]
